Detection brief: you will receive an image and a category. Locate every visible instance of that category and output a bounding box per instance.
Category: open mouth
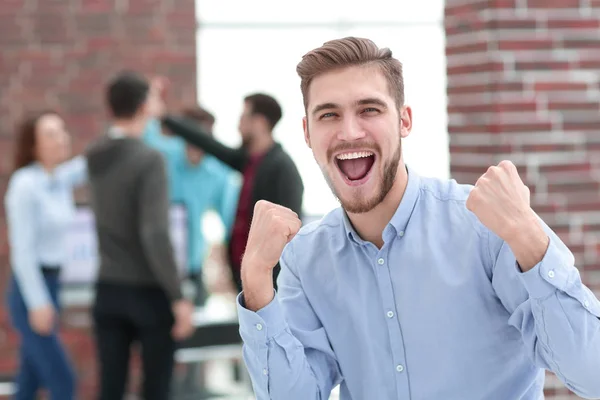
[335,151,375,185]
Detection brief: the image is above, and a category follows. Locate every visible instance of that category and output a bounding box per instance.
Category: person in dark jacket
[86,71,194,400]
[161,93,304,292]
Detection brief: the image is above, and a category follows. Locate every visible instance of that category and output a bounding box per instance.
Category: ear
[303,116,311,148]
[399,105,412,139]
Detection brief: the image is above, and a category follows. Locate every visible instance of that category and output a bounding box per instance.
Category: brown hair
[181,106,215,127]
[13,110,58,172]
[296,37,404,111]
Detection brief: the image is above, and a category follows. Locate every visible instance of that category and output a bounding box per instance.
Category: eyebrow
[311,97,388,117]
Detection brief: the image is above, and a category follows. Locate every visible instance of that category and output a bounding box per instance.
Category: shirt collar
[108,126,126,139]
[342,164,421,243]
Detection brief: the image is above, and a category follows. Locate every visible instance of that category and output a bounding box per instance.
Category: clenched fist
[466,160,533,242]
[241,200,302,311]
[244,200,302,272]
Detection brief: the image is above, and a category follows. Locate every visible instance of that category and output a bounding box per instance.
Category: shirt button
[396,364,404,372]
[387,311,394,318]
[548,270,555,279]
[584,300,590,308]
[399,231,405,237]
[263,368,268,375]
[256,324,263,331]
[377,258,385,265]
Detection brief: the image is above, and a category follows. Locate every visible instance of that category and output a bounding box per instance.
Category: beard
[321,140,402,214]
[241,132,254,149]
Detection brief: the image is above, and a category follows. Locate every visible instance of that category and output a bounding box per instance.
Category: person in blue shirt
[236,37,600,400]
[5,110,87,400]
[143,106,240,305]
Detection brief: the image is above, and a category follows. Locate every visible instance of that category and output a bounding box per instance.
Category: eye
[319,112,337,120]
[361,107,380,114]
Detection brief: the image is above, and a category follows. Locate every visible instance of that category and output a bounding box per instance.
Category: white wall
[195,0,448,217]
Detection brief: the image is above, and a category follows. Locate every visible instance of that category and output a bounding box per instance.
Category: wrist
[505,211,550,272]
[241,262,275,312]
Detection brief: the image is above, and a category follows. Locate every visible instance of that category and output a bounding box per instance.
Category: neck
[346,161,408,248]
[248,132,274,155]
[40,161,58,175]
[112,119,145,138]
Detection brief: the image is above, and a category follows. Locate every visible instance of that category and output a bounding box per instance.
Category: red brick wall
[445,1,600,399]
[0,0,197,397]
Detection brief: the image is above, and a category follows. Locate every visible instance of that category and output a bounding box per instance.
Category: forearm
[238,295,331,400]
[11,254,51,310]
[140,228,183,302]
[515,239,600,398]
[162,116,247,171]
[241,257,276,311]
[505,212,550,272]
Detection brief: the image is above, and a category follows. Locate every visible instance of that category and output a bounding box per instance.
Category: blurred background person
[86,71,194,400]
[162,93,304,293]
[4,110,87,399]
[143,99,240,307]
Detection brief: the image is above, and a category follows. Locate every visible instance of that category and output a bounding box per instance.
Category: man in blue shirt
[143,107,240,305]
[236,37,600,400]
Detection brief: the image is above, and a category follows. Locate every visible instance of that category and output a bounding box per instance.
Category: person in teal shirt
[143,107,240,305]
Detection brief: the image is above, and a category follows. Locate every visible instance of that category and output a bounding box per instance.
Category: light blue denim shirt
[5,156,87,309]
[237,167,600,400]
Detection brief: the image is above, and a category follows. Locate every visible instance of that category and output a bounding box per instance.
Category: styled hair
[296,37,404,110]
[13,110,58,171]
[106,70,150,119]
[181,106,215,127]
[244,93,282,131]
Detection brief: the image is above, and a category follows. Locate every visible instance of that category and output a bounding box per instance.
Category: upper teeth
[336,151,373,160]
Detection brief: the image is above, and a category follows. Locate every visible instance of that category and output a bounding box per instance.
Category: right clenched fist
[243,200,302,273]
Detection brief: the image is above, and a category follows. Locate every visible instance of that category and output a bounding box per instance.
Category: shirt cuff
[237,291,288,344]
[518,235,573,299]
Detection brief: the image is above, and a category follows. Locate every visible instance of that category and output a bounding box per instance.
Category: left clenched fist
[466,160,533,241]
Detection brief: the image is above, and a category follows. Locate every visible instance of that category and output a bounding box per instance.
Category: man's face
[238,101,256,148]
[303,65,412,214]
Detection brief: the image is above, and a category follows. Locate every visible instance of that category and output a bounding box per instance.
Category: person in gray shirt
[85,71,194,400]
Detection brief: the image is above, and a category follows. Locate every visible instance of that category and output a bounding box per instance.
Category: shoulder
[415,174,491,258]
[5,166,37,202]
[284,208,344,255]
[138,144,166,170]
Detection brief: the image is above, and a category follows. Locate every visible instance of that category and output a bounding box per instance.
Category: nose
[337,115,366,141]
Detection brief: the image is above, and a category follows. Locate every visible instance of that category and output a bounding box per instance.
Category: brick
[0,0,27,15]
[497,39,555,50]
[527,0,581,7]
[534,82,589,92]
[79,0,118,13]
[563,39,600,49]
[448,81,524,95]
[548,101,598,111]
[547,19,600,29]
[488,17,538,31]
[447,61,505,76]
[515,61,571,71]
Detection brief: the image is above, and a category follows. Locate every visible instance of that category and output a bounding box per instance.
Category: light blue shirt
[5,156,87,309]
[237,167,600,400]
[143,119,240,272]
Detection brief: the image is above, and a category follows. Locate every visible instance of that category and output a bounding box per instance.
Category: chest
[34,185,75,231]
[302,232,518,386]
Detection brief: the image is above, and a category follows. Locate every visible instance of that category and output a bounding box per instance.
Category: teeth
[336,151,373,160]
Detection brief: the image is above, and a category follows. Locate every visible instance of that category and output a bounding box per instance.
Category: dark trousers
[92,282,176,400]
[7,272,76,400]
